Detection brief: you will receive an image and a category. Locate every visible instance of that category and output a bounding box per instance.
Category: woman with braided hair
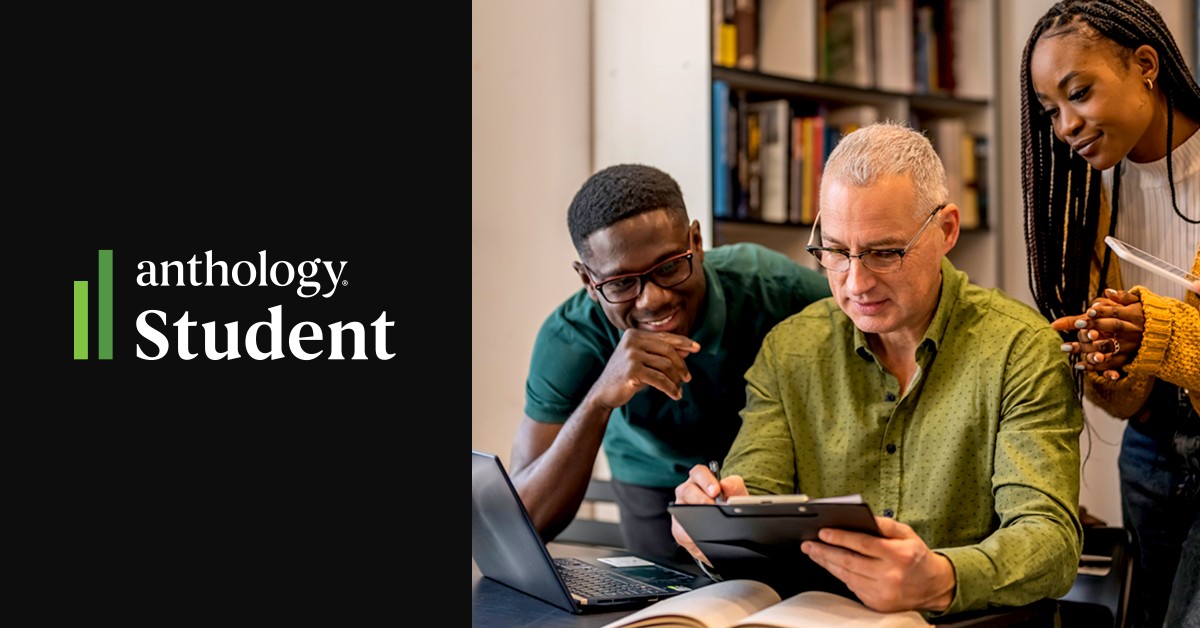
[1021,1,1199,625]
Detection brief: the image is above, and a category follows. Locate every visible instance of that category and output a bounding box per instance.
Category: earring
[1146,78,1154,90]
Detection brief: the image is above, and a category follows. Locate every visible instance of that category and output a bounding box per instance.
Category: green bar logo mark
[74,250,113,360]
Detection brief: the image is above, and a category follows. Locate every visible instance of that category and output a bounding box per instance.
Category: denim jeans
[1119,415,1199,628]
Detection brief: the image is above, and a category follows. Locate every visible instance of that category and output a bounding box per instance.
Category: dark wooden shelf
[715,217,813,229]
[714,217,990,234]
[711,66,989,114]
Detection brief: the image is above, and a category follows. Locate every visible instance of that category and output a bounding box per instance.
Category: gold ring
[1111,339,1121,355]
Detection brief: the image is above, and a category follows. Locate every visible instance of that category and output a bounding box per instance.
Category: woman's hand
[1050,288,1144,380]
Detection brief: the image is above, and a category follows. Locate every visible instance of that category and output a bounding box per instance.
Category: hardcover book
[600,579,931,628]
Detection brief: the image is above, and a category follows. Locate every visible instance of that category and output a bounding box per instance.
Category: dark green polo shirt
[524,242,831,487]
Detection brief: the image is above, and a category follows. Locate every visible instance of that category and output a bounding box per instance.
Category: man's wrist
[922,553,956,612]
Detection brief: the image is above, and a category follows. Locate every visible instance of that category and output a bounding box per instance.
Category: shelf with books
[710,0,996,263]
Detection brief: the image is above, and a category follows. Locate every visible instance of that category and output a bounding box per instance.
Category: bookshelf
[710,0,998,279]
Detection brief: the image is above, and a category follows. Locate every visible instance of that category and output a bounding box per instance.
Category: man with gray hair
[670,122,1084,618]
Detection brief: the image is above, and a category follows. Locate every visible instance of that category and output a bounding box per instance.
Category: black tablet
[668,501,882,597]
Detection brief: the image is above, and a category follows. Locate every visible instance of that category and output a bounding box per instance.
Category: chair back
[1058,526,1135,628]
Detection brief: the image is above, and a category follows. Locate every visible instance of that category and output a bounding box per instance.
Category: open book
[600,579,931,628]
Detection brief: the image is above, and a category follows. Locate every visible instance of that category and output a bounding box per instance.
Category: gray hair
[819,121,948,222]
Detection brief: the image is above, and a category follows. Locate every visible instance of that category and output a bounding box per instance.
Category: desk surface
[472,542,1059,627]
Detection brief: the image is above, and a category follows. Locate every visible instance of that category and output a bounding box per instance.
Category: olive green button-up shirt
[724,258,1083,616]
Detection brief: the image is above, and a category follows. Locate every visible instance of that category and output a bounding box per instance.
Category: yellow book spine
[719,24,737,67]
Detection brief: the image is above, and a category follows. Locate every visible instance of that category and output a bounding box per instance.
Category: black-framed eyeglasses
[804,204,946,274]
[584,250,694,304]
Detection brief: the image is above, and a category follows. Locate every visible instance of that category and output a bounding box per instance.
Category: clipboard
[668,501,882,597]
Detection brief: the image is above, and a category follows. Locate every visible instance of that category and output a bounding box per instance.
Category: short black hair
[567,164,689,257]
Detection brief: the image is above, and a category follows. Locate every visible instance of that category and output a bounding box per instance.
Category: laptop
[471,450,710,614]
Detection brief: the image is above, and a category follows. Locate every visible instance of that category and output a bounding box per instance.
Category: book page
[599,580,782,628]
[734,591,931,628]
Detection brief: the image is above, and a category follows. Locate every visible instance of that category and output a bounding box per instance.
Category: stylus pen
[708,460,725,504]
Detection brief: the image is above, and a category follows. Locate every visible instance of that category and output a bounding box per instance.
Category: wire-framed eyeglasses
[805,204,946,274]
[584,250,694,304]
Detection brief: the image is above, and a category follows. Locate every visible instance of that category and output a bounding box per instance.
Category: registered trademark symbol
[342,280,348,286]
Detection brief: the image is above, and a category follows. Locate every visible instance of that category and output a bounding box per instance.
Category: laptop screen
[471,451,577,612]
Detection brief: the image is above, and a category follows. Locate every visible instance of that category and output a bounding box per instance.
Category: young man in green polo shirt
[510,163,831,561]
[672,123,1084,618]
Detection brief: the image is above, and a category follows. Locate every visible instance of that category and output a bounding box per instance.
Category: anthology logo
[73,250,114,360]
[72,248,395,361]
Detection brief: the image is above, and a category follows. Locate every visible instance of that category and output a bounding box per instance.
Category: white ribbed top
[1102,127,1200,300]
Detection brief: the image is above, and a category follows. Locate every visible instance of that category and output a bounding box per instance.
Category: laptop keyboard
[553,558,666,598]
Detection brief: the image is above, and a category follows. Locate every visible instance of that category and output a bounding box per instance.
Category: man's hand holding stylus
[670,464,748,566]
